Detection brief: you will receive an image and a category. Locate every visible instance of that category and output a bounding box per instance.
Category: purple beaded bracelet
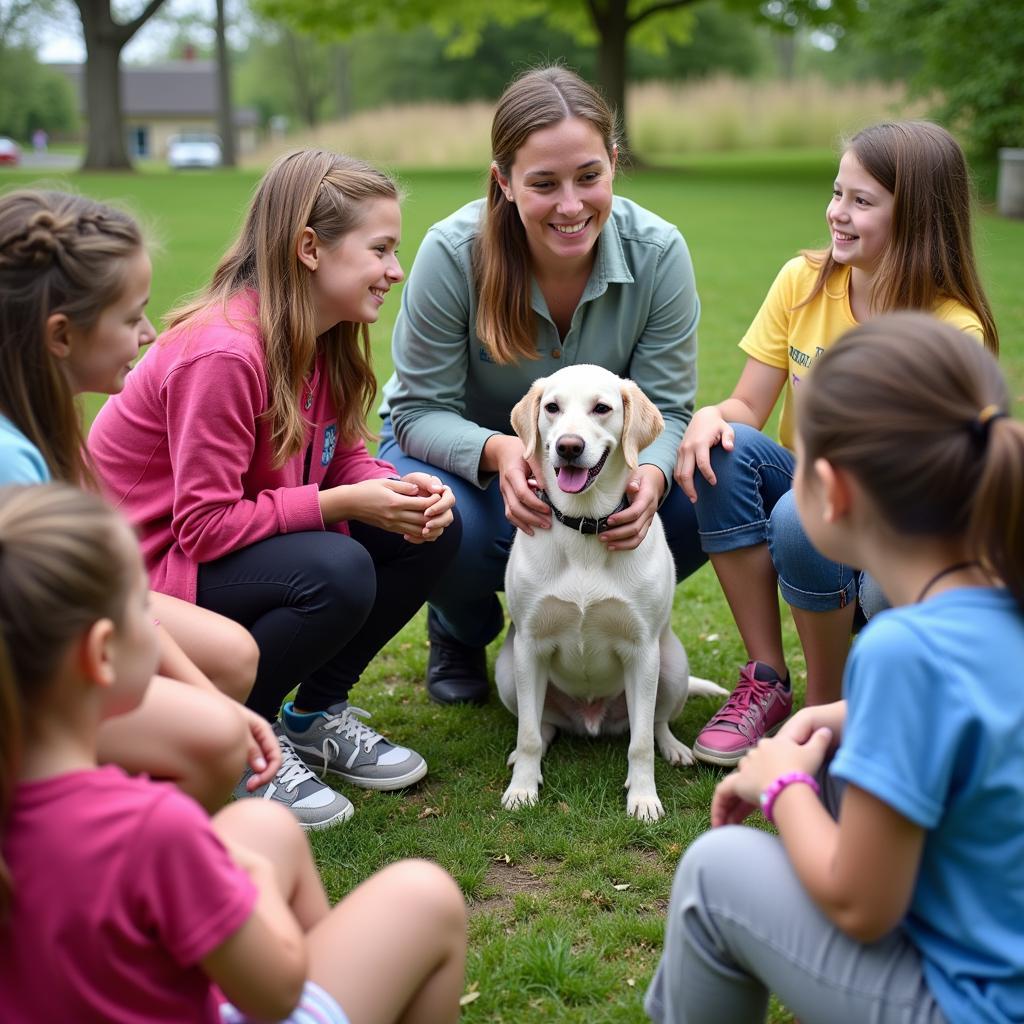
[759,771,820,825]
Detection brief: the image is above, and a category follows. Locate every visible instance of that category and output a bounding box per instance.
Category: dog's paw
[655,724,695,766]
[627,791,665,821]
[502,784,540,810]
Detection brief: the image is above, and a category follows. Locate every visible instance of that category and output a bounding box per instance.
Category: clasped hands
[323,473,456,543]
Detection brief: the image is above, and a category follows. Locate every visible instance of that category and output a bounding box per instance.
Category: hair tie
[968,404,1008,445]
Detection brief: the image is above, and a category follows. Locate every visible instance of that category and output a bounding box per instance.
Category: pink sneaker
[693,661,792,766]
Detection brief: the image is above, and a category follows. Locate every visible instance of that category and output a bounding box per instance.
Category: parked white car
[167,132,222,169]
[0,137,21,166]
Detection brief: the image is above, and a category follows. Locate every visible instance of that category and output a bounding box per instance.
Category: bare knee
[185,698,249,811]
[213,795,302,844]
[382,860,467,940]
[207,625,260,702]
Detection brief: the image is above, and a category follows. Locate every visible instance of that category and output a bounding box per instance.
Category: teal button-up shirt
[379,196,699,489]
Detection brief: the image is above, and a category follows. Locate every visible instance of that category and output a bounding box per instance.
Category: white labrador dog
[496,364,726,821]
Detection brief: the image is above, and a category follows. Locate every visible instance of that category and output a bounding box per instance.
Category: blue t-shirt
[832,588,1024,1024]
[0,414,49,484]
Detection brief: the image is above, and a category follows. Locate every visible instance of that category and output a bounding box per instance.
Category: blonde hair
[0,190,144,484]
[475,67,619,365]
[0,483,137,918]
[801,121,998,353]
[168,150,400,467]
[798,314,1022,608]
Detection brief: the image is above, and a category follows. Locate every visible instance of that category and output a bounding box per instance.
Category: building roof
[53,61,258,126]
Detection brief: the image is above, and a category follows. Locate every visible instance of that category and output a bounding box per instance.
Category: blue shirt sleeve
[0,420,50,484]
[831,614,962,829]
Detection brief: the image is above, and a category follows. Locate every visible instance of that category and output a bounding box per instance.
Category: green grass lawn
[3,156,1022,1022]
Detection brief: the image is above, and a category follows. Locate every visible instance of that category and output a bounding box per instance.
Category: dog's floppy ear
[510,377,547,462]
[620,380,664,470]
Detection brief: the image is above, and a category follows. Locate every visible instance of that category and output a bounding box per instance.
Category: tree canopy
[860,0,1024,157]
[255,0,861,148]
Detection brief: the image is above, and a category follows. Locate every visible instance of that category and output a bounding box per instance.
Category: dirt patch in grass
[467,858,557,917]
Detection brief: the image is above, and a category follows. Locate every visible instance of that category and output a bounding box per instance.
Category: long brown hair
[475,66,619,365]
[797,313,1023,609]
[167,150,399,467]
[0,190,144,484]
[802,121,998,353]
[0,483,137,918]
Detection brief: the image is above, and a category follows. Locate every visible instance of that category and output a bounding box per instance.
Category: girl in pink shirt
[0,482,467,1023]
[89,151,459,827]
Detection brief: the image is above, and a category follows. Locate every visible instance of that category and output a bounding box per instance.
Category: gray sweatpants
[645,777,946,1024]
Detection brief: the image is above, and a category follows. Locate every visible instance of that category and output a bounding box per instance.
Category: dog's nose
[555,435,585,461]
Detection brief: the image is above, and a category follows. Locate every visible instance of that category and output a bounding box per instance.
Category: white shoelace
[275,737,318,793]
[318,705,385,773]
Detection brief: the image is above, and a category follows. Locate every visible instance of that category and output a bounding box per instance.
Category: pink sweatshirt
[88,292,397,603]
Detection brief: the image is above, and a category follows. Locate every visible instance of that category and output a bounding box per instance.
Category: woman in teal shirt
[379,66,705,703]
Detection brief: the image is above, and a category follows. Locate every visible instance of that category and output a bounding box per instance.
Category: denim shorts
[692,423,885,615]
[219,981,349,1024]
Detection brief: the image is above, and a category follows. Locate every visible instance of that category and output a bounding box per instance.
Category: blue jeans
[379,419,706,648]
[692,424,886,616]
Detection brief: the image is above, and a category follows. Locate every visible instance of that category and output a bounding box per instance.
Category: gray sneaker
[280,700,427,791]
[234,728,354,830]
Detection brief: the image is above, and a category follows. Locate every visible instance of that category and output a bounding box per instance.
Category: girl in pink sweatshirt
[89,151,459,828]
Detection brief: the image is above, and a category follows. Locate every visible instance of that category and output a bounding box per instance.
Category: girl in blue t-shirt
[647,313,1024,1024]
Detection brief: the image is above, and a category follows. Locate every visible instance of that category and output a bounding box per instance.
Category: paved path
[16,152,80,171]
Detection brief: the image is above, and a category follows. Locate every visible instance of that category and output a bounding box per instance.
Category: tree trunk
[284,31,318,129]
[592,0,631,152]
[333,43,352,120]
[77,1,130,169]
[215,0,237,166]
[74,0,167,171]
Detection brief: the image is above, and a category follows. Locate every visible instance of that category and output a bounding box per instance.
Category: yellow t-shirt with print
[739,256,984,451]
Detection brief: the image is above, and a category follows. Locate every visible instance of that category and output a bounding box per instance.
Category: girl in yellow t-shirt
[674,120,998,767]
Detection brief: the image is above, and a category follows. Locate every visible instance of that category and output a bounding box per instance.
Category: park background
[3,1,1023,1020]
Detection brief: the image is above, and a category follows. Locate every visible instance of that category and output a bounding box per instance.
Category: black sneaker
[426,607,489,705]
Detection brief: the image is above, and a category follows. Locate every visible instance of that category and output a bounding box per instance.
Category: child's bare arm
[200,843,307,1020]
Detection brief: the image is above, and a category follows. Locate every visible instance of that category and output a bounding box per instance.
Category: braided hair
[0,190,143,484]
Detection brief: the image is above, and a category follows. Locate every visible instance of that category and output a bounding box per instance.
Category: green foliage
[0,46,78,139]
[232,5,768,128]
[247,0,860,151]
[859,0,1024,156]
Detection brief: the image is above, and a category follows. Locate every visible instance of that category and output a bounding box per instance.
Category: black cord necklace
[915,561,979,604]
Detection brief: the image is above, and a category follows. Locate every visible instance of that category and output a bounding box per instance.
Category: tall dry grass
[630,76,924,157]
[244,101,496,170]
[245,75,924,169]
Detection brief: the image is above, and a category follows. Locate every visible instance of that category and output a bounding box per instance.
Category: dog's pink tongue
[556,465,589,493]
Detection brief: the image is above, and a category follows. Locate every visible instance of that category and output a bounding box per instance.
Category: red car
[0,138,22,166]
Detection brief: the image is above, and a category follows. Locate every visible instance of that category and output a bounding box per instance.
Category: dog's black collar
[537,489,630,535]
